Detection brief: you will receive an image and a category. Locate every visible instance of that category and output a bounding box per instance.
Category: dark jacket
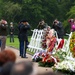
[0,24,8,36]
[18,23,30,41]
[9,27,14,35]
[53,22,64,39]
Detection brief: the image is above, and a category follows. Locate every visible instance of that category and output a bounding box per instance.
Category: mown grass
[6,36,31,48]
[6,35,68,55]
[6,36,34,55]
[6,37,19,49]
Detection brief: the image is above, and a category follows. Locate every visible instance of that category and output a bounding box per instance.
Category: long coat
[18,23,30,41]
[53,22,64,39]
[9,27,14,35]
[0,24,8,36]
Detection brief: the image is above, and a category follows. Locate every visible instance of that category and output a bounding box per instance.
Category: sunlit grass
[6,36,31,48]
[6,37,19,49]
[6,36,34,55]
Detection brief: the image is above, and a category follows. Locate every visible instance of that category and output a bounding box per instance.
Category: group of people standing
[0,20,14,51]
[37,19,64,39]
[0,19,64,58]
[0,18,75,58]
[0,19,30,58]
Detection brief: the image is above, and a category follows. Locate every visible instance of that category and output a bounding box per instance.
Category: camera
[39,22,42,25]
[54,21,57,23]
[40,22,42,25]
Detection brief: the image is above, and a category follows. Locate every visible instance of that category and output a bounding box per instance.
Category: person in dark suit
[9,22,14,43]
[52,19,64,39]
[18,20,30,58]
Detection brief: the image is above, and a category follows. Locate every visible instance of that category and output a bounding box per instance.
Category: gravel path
[6,46,53,73]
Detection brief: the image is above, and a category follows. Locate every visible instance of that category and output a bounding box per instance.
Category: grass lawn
[6,33,68,48]
[6,36,31,49]
[6,36,68,55]
[6,36,34,55]
[6,37,19,49]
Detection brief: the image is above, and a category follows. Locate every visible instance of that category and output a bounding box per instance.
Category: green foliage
[67,6,75,19]
[2,1,22,22]
[39,61,55,67]
[0,0,75,34]
[63,20,70,33]
[53,50,67,62]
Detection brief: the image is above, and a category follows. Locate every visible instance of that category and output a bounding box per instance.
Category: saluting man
[18,20,30,58]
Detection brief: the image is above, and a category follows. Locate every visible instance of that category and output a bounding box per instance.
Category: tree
[0,0,4,19]
[0,0,75,34]
[2,1,22,22]
[21,0,59,28]
[67,6,75,18]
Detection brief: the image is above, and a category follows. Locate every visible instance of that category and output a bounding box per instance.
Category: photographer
[68,18,75,32]
[52,19,64,39]
[37,19,48,30]
[9,22,14,43]
[0,19,8,51]
[18,20,30,58]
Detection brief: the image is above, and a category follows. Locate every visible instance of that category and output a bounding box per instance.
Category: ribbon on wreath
[57,39,64,50]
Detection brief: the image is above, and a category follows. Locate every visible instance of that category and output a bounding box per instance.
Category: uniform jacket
[9,27,14,35]
[18,23,30,41]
